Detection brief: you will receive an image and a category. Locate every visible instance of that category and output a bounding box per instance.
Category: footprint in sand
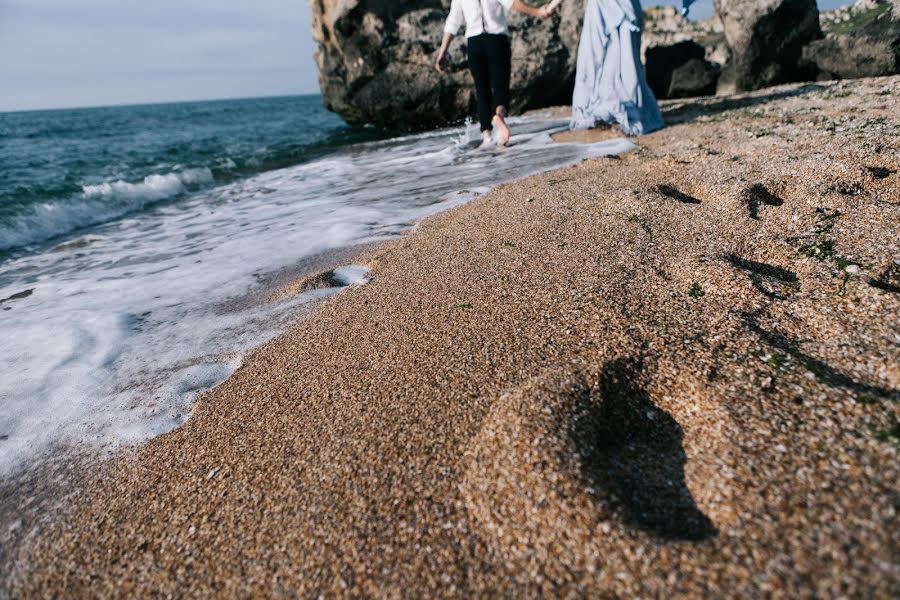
[741,183,785,221]
[657,184,702,205]
[868,262,900,294]
[866,166,893,180]
[724,252,799,300]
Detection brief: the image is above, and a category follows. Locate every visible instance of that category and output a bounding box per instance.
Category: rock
[669,58,721,98]
[310,1,587,130]
[308,0,834,127]
[715,0,822,94]
[803,0,900,80]
[0,288,33,305]
[642,6,728,66]
[641,7,726,99]
[646,40,720,99]
[817,0,893,31]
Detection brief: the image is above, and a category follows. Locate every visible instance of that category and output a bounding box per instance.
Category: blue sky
[0,0,852,112]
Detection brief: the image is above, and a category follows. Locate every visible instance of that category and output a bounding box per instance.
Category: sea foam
[0,168,213,252]
[81,168,213,202]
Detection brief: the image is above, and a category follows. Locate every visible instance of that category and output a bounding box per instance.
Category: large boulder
[803,0,900,80]
[642,5,728,66]
[646,41,720,99]
[309,0,586,130]
[715,0,822,94]
[641,7,726,100]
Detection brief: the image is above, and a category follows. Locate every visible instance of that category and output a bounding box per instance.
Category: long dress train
[570,0,664,136]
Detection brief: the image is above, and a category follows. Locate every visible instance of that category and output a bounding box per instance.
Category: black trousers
[466,33,511,133]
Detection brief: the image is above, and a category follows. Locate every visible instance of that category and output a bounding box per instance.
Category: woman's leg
[466,34,494,143]
[487,34,512,145]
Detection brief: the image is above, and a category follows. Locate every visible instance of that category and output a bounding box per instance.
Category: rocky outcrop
[646,41,720,99]
[642,6,728,66]
[310,0,891,128]
[643,8,725,99]
[310,0,586,130]
[803,0,900,80]
[715,0,822,94]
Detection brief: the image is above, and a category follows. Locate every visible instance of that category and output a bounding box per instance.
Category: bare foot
[492,115,510,146]
[479,134,494,149]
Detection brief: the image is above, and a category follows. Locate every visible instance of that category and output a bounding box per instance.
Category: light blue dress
[570,0,665,136]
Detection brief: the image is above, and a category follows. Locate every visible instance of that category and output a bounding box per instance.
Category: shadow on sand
[662,83,833,125]
[573,358,718,541]
[743,312,898,400]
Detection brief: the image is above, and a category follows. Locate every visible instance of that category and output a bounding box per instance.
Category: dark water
[0,95,386,253]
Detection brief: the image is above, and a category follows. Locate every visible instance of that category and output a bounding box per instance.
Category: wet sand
[7,76,900,596]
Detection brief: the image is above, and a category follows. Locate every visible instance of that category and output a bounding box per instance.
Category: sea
[0,95,634,477]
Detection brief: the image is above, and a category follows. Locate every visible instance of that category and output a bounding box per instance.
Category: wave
[0,168,213,252]
[81,168,213,202]
[0,114,394,255]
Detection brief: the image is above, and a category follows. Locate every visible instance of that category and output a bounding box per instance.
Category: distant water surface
[0,96,388,253]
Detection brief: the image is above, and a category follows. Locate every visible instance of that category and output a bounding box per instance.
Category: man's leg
[487,34,512,145]
[466,35,494,146]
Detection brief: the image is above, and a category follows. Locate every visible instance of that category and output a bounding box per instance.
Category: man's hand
[435,32,453,73]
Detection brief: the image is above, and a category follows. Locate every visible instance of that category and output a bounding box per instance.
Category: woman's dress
[570,0,664,136]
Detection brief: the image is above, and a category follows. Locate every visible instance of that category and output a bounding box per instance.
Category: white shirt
[444,0,516,38]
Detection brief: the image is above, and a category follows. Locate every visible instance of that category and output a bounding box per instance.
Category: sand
[5,76,899,597]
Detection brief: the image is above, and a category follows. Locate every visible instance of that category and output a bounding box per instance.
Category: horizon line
[0,91,324,115]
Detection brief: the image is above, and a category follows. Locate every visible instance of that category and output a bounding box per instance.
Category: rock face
[310,0,586,130]
[803,0,900,80]
[645,41,720,99]
[715,0,822,94]
[310,0,887,128]
[641,7,725,100]
[642,6,728,66]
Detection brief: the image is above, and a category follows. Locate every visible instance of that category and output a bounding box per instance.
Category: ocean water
[0,96,387,253]
[0,95,634,476]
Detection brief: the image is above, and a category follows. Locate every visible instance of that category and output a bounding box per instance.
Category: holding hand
[543,0,562,17]
[512,0,557,19]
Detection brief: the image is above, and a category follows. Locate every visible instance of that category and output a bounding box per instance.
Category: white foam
[332,264,370,286]
[0,168,214,252]
[81,168,213,203]
[583,138,638,158]
[0,115,635,477]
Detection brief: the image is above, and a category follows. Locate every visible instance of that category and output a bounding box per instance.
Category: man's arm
[436,0,463,73]
[435,32,454,73]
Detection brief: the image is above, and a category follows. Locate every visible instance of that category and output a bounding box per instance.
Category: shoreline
[0,118,635,583]
[6,76,900,595]
[0,242,381,584]
[0,110,631,479]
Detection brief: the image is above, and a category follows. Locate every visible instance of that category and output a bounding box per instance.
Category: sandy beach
[5,75,899,596]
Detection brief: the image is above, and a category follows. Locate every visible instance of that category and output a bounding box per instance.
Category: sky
[0,0,853,112]
[0,0,319,111]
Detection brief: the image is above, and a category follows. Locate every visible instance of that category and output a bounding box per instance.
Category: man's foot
[479,132,494,149]
[492,114,510,146]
